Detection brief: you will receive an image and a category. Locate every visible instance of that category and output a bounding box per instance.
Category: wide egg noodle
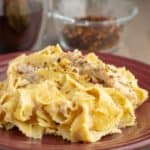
[14,89,34,122]
[0,45,148,142]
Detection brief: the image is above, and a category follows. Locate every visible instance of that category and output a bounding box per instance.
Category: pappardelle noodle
[0,45,148,142]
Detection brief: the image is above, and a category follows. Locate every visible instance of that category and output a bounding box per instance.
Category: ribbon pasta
[0,45,148,142]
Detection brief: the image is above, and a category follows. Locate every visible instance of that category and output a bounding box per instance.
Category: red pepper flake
[62,16,123,51]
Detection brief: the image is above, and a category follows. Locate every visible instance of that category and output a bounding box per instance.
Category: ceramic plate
[0,51,150,150]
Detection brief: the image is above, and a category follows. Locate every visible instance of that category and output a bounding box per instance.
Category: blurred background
[0,0,149,64]
[120,0,150,64]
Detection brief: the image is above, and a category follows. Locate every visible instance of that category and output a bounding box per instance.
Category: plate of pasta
[0,45,149,150]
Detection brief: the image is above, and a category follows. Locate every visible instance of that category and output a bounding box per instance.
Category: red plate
[0,51,150,150]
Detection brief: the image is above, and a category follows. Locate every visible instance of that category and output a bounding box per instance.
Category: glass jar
[0,0,48,53]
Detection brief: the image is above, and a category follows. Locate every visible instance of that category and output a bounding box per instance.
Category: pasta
[0,45,148,142]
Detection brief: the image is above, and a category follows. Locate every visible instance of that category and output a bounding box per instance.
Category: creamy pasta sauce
[0,45,148,142]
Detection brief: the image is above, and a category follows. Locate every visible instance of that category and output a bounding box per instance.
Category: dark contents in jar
[0,0,43,53]
[61,16,123,51]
